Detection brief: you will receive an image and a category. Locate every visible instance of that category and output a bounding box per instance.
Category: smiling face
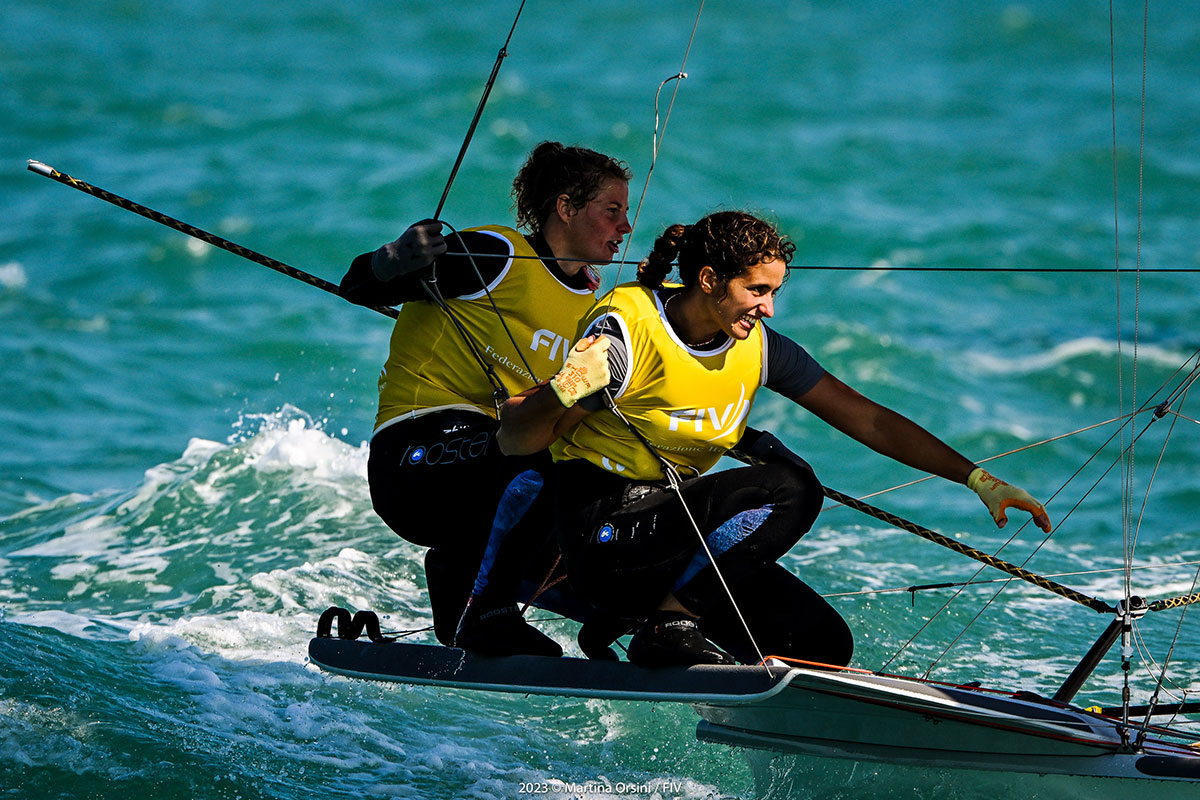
[552,179,631,271]
[704,257,787,340]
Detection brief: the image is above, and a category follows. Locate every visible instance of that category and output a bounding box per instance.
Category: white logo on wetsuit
[530,328,571,364]
[400,431,490,467]
[601,456,626,473]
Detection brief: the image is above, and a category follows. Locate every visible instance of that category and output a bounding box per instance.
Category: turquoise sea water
[2,1,1198,798]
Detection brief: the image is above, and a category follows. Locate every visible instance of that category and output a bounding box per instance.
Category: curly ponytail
[637,224,689,288]
[644,211,794,291]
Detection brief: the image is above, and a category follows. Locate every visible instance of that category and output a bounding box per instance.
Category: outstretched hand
[371,219,447,281]
[549,335,611,408]
[967,467,1052,533]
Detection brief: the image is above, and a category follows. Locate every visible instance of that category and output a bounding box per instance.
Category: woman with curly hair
[498,211,1051,667]
[339,141,631,656]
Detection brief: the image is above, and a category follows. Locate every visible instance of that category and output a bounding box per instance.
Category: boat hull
[308,638,1199,790]
[694,667,1200,787]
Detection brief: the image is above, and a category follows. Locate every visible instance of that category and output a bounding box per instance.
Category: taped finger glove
[549,335,611,408]
[967,467,1052,533]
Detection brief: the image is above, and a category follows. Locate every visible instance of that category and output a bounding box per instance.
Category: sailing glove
[371,219,447,281]
[967,467,1052,533]
[550,335,611,408]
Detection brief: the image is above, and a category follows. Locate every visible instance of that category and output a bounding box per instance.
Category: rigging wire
[621,1,705,263]
[882,354,1199,674]
[442,251,1200,273]
[562,1,777,667]
[1109,4,1127,607]
[430,220,541,384]
[1129,385,1190,571]
[429,0,769,666]
[426,0,703,386]
[1133,387,1196,744]
[29,3,1192,693]
[822,412,1141,507]
[433,0,528,220]
[1116,0,1151,734]
[418,278,512,408]
[874,27,1198,666]
[30,159,1196,670]
[1135,564,1200,746]
[600,0,705,302]
[1166,409,1200,426]
[411,0,547,408]
[603,395,769,667]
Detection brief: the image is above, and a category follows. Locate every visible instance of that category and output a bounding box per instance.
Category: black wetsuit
[341,231,591,644]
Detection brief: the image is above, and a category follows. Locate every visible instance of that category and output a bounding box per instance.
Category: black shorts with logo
[368,410,550,642]
[368,410,546,549]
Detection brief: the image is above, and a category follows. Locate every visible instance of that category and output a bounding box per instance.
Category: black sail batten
[26,161,398,320]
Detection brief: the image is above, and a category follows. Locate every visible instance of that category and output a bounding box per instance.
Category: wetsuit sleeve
[339,230,511,306]
[576,313,630,412]
[762,325,825,398]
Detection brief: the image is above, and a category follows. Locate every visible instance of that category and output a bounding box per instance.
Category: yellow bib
[375,226,596,430]
[552,283,764,480]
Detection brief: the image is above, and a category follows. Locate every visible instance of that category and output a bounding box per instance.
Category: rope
[416,280,511,410]
[626,2,705,248]
[546,1,770,666]
[520,555,568,614]
[1148,592,1200,614]
[893,362,1194,673]
[439,222,539,381]
[820,560,1200,600]
[822,486,1113,613]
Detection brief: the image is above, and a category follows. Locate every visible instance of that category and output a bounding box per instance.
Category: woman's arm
[338,226,510,306]
[794,372,976,483]
[496,384,593,455]
[496,335,611,455]
[794,372,1051,531]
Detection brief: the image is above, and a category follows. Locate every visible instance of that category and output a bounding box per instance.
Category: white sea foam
[968,336,1189,374]
[8,513,124,558]
[114,439,224,517]
[6,609,130,640]
[0,261,28,290]
[114,612,533,790]
[49,561,98,581]
[223,406,369,486]
[0,696,135,777]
